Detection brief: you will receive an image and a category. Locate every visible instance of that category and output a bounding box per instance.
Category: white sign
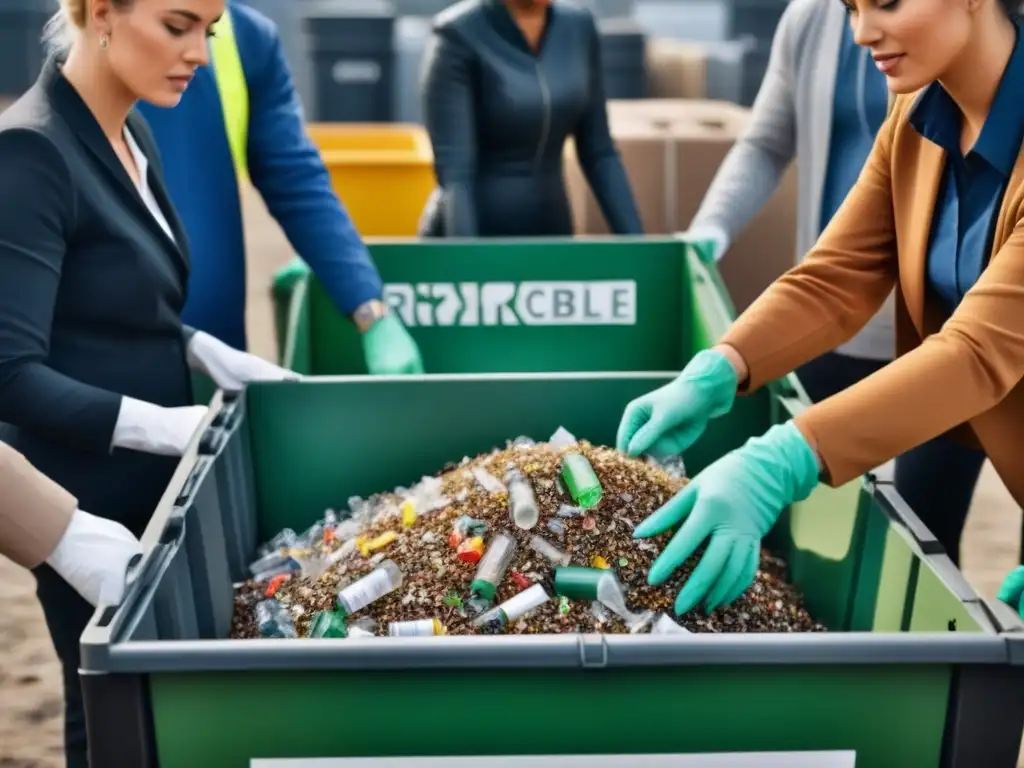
[253,752,855,767]
[383,281,637,327]
[331,60,381,84]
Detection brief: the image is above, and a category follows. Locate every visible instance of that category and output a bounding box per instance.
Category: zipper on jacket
[533,62,552,171]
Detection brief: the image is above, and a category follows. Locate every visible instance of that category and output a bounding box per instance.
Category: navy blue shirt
[819,23,889,233]
[914,24,1024,315]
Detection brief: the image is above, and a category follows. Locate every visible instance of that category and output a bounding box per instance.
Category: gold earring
[99,33,109,48]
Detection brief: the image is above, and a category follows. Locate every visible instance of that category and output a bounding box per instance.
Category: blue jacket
[137,3,383,349]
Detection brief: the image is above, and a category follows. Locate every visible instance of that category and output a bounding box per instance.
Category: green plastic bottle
[561,453,603,508]
[308,610,347,638]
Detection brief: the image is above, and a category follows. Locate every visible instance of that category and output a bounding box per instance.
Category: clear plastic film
[548,426,577,447]
[651,613,691,634]
[348,616,377,638]
[264,528,297,553]
[256,598,297,638]
[529,535,571,566]
[596,573,654,633]
[646,453,686,479]
[248,551,295,582]
[471,467,506,494]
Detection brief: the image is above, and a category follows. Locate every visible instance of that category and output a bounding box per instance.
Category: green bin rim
[79,378,1024,674]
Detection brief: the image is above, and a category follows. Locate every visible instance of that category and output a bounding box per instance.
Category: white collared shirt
[123,128,176,243]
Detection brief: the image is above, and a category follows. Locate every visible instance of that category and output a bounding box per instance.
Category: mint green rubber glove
[362,315,424,375]
[616,348,738,458]
[998,566,1024,620]
[680,225,729,263]
[635,421,820,615]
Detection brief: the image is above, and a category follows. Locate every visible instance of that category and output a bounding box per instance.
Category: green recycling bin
[79,376,1024,768]
[270,236,737,376]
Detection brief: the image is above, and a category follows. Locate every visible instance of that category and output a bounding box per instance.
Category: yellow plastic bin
[305,123,435,236]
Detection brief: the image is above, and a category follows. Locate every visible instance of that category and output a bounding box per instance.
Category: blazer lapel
[899,136,946,335]
[125,111,191,279]
[41,57,189,284]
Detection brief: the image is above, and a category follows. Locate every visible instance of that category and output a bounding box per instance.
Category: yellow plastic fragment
[357,531,398,557]
[401,499,417,528]
[591,555,610,570]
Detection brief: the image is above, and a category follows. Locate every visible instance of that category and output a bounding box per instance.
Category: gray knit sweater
[691,0,896,361]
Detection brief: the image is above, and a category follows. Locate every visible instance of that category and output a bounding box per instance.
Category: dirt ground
[0,185,1021,766]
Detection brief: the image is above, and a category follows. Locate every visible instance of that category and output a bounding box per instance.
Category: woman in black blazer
[2,1,294,764]
[418,0,643,237]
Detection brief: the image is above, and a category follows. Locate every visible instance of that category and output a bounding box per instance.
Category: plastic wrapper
[529,535,571,566]
[548,426,577,447]
[596,572,654,633]
[471,467,506,494]
[651,613,691,635]
[256,599,297,638]
[646,453,686,480]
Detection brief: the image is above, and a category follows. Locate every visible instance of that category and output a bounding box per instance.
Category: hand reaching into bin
[998,567,1024,619]
[187,330,301,392]
[634,422,820,615]
[360,315,424,375]
[616,348,741,459]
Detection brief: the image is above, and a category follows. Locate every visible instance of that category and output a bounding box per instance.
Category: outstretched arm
[245,19,383,317]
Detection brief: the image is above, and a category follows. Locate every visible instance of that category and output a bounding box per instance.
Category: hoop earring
[99,33,109,48]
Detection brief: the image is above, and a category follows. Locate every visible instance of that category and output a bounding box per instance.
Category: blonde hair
[42,0,131,54]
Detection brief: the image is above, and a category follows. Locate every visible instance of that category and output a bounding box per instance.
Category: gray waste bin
[0,0,56,98]
[598,17,647,100]
[304,0,395,122]
[726,0,788,43]
[235,0,313,116]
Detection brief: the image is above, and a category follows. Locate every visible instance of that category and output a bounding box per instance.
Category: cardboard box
[646,39,707,100]
[564,99,797,312]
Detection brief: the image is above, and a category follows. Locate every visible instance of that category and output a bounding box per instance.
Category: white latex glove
[112,397,209,456]
[46,508,143,606]
[187,331,299,392]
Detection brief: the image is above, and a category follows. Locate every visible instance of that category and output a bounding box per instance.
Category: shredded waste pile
[232,428,826,639]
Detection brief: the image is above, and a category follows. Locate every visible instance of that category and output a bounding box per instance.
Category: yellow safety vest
[209,9,250,180]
